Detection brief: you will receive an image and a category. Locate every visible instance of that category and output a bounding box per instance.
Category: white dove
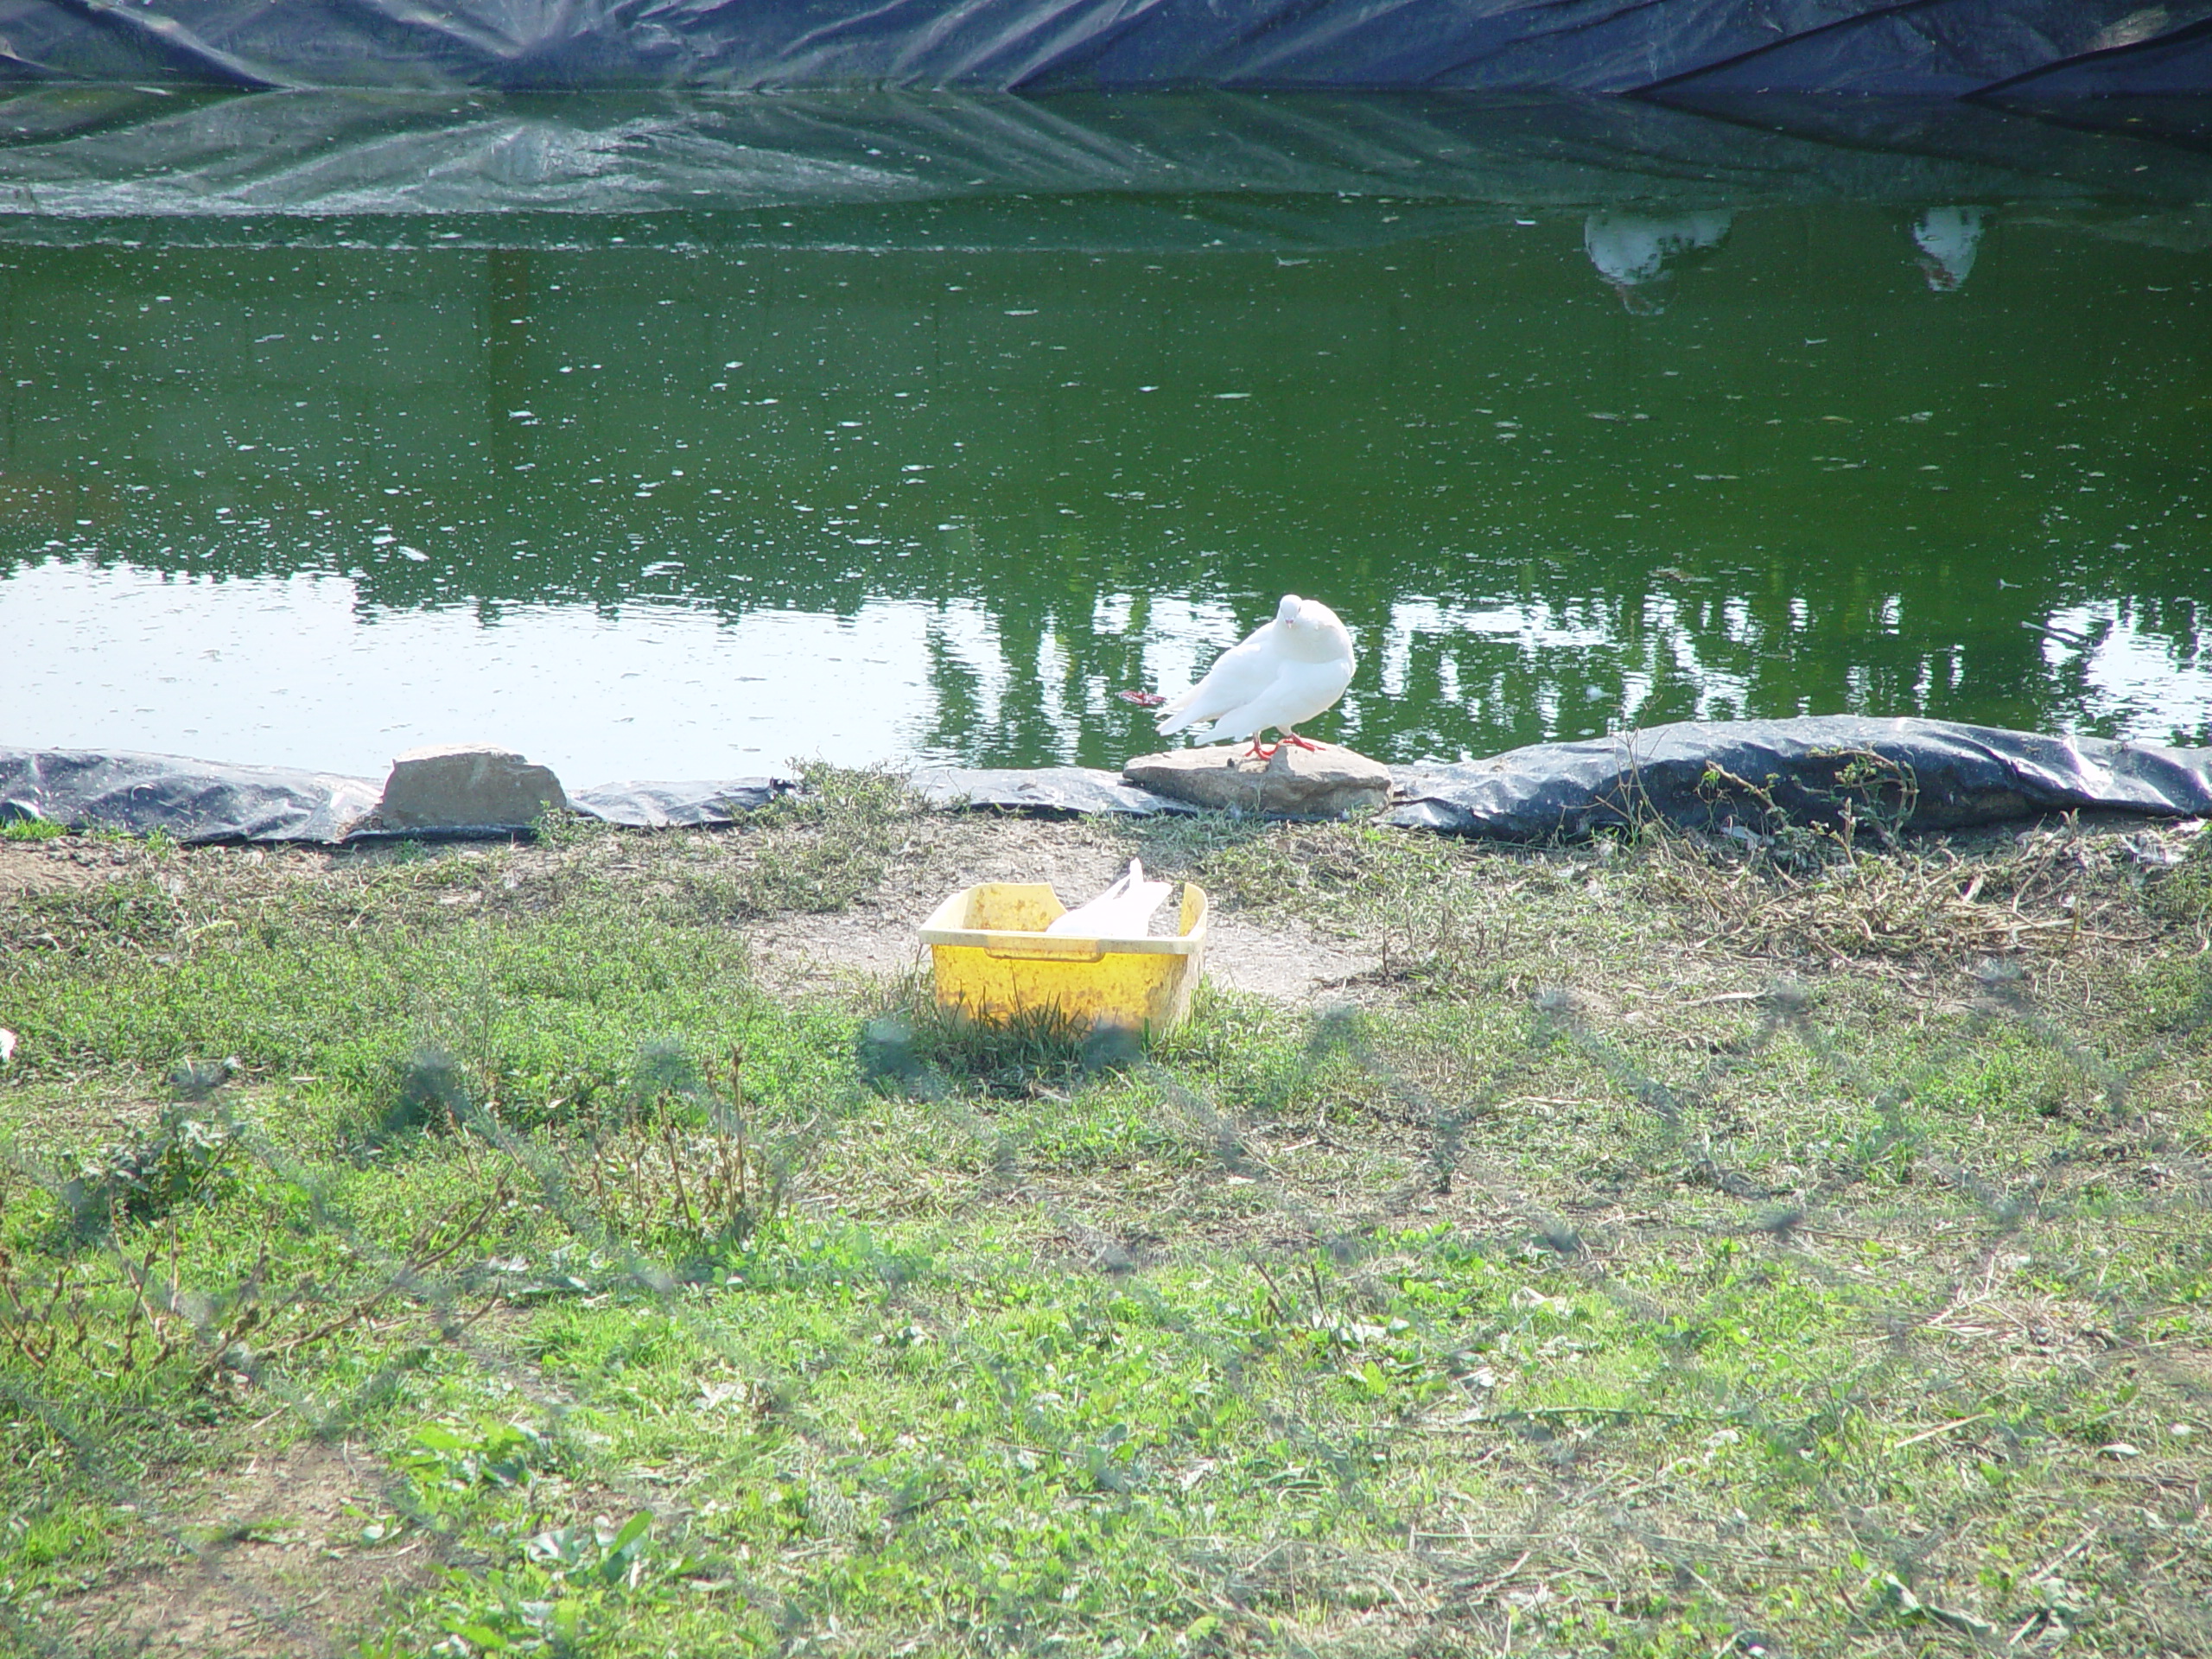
[1156,594,1356,759]
[1045,857,1174,937]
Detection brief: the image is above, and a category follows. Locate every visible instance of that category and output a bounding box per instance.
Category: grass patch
[2,794,2208,1656]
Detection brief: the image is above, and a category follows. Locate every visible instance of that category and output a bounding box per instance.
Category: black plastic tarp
[1642,1,2212,98]
[1388,718,2212,840]
[911,766,1192,817]
[0,748,785,841]
[5,721,2208,844]
[0,0,2207,92]
[569,779,789,827]
[0,747,383,843]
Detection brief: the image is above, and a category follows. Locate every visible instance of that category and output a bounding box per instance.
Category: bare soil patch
[616,810,1382,1005]
[0,842,132,897]
[56,1439,431,1659]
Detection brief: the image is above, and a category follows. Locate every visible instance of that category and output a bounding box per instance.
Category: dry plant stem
[661,1120,697,1236]
[255,1176,515,1367]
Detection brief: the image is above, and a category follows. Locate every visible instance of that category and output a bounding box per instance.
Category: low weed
[39,1059,247,1243]
[582,1042,798,1260]
[2144,818,2212,931]
[859,975,1108,1099]
[419,1511,708,1656]
[721,760,925,917]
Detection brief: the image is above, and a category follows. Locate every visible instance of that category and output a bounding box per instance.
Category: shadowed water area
[3,89,2208,781]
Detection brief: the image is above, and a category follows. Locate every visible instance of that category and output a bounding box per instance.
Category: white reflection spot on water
[1378,594,1753,731]
[0,558,1001,779]
[1142,596,1243,701]
[2044,603,2212,741]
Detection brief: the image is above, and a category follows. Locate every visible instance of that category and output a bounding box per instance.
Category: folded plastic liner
[5,720,2206,845]
[1387,718,2212,840]
[0,751,785,842]
[0,90,2202,258]
[0,0,2205,93]
[910,766,1195,818]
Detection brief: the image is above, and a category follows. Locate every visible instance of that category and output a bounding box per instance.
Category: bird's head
[1277,597,1351,660]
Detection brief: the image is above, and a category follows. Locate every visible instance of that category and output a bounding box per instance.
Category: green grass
[1,791,2208,1656]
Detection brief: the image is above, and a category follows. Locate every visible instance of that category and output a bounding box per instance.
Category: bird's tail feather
[1154,685,1205,734]
[1156,706,1204,736]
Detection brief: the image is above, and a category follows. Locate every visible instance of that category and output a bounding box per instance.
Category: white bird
[1046,857,1174,937]
[1156,594,1356,758]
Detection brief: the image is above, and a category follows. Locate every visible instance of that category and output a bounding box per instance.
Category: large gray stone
[375,744,569,831]
[1122,742,1392,818]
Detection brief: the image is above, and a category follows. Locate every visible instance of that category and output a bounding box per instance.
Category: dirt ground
[55,1439,431,1659]
[2,815,1382,1008]
[734,814,1379,1003]
[0,839,141,896]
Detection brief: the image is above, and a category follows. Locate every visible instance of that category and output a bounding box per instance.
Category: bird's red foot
[1243,739,1279,760]
[1280,732,1323,751]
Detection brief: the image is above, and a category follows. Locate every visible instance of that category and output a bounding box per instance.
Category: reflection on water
[1913,207,1990,292]
[2,95,2208,778]
[1583,212,1733,315]
[0,562,977,779]
[2039,602,2212,742]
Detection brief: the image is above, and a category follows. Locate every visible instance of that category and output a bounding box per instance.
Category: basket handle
[982,937,1107,963]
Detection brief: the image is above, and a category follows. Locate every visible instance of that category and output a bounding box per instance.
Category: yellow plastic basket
[917,880,1210,1036]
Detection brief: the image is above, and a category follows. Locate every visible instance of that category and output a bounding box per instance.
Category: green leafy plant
[426,1512,703,1656]
[60,1090,241,1238]
[402,1420,555,1495]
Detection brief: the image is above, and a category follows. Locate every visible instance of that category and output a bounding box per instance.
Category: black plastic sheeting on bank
[0,749,787,842]
[3,721,2209,846]
[569,779,790,827]
[0,749,384,843]
[1388,718,2212,840]
[0,0,2209,92]
[911,766,1195,817]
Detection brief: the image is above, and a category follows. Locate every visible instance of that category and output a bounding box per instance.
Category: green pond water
[3,92,2208,782]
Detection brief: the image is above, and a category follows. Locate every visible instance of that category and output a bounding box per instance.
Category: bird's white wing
[1157,623,1282,735]
[1209,656,1356,743]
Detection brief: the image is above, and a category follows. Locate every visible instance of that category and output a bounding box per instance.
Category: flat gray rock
[374,744,569,832]
[1124,743,1392,818]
